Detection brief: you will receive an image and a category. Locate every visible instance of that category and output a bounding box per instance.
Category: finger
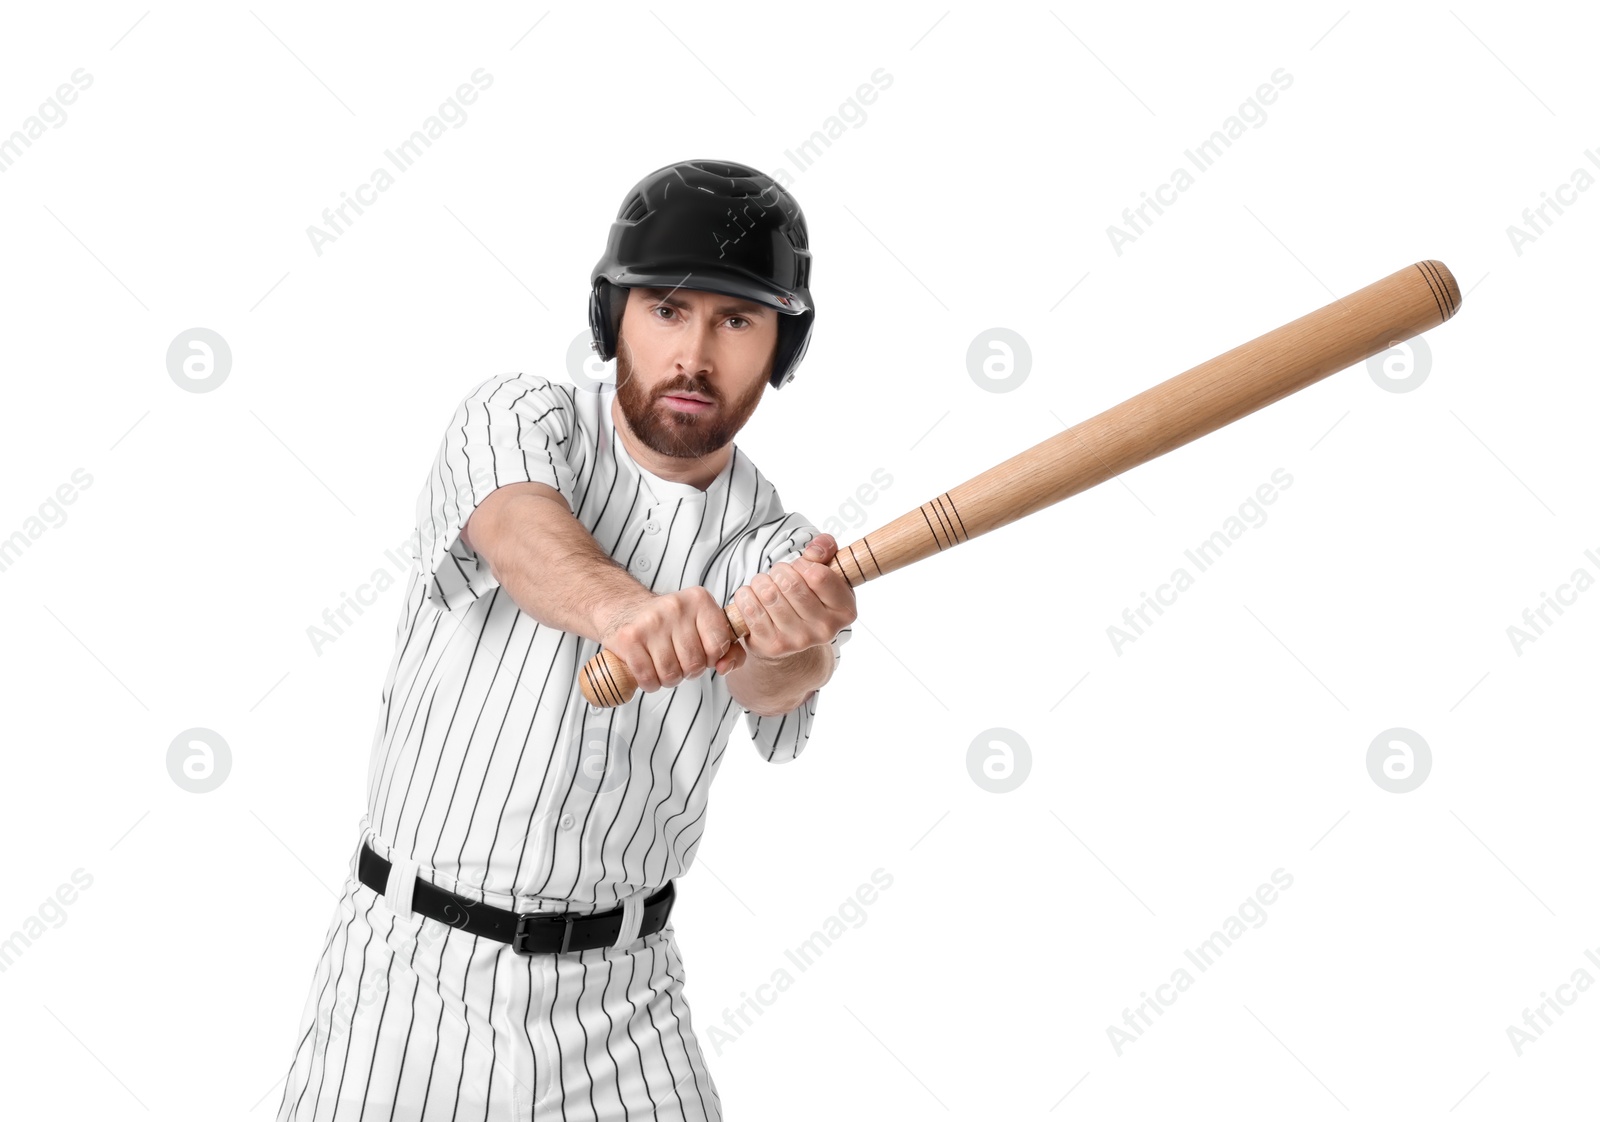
[753,567,809,644]
[695,600,737,670]
[800,533,837,563]
[620,640,659,693]
[775,562,853,647]
[607,624,660,693]
[775,559,838,628]
[715,640,747,676]
[671,617,710,682]
[789,555,856,611]
[645,628,683,690]
[733,583,770,649]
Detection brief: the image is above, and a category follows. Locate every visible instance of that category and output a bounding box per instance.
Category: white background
[1,2,1595,1118]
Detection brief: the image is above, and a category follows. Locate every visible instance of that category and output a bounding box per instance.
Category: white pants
[274,830,721,1121]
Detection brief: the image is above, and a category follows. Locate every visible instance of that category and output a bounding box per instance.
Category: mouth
[660,392,714,414]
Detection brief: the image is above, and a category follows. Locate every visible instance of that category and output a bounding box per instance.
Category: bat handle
[579,602,752,708]
[577,555,859,708]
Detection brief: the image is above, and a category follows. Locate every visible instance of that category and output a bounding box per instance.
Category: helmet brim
[602,266,810,315]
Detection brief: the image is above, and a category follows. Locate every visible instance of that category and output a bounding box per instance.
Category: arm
[725,643,835,718]
[723,532,855,717]
[463,481,649,643]
[464,481,744,690]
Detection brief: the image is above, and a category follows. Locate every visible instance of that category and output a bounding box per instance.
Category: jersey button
[559,813,575,831]
[632,555,652,572]
[644,520,661,534]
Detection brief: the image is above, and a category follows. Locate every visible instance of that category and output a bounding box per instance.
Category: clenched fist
[731,533,857,661]
[597,585,747,694]
[594,534,857,696]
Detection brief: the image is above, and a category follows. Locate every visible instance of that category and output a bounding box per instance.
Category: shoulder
[723,445,786,522]
[454,371,581,411]
[728,451,823,568]
[444,372,594,439]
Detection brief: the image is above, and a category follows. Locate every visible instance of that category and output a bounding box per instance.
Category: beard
[614,342,770,460]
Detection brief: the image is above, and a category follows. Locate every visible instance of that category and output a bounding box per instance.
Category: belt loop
[351,815,374,880]
[612,886,650,949]
[385,854,420,921]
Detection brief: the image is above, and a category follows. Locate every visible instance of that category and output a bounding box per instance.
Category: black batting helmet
[589,159,815,390]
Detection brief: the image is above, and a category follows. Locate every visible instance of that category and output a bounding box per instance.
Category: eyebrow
[643,290,768,316]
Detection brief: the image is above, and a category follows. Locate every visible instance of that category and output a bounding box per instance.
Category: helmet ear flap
[770,309,814,389]
[588,279,631,361]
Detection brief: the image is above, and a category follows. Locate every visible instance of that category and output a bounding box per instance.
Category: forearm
[727,641,836,718]
[476,492,651,642]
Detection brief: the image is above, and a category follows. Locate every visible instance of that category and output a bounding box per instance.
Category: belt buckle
[513,911,578,955]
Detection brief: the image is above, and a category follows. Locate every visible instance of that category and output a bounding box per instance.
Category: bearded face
[612,286,777,460]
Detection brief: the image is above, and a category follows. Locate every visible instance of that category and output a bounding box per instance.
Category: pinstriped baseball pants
[274,847,722,1121]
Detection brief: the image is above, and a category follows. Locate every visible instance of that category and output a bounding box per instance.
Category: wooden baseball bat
[579,259,1462,708]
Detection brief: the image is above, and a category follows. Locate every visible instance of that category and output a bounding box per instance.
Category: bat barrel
[831,260,1461,586]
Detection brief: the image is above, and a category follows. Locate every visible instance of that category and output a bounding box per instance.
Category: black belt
[357,841,674,954]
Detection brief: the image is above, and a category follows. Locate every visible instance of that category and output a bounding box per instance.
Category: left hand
[725,533,857,667]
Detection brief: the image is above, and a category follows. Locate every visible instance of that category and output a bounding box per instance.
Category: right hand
[597,588,745,693]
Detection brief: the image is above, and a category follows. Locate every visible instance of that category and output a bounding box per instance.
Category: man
[275,159,854,1121]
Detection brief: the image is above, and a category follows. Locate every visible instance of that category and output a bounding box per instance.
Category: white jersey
[363,371,850,912]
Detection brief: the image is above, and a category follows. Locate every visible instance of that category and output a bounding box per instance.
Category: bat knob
[579,600,755,709]
[580,647,638,708]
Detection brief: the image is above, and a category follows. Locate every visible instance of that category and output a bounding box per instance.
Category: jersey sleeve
[414,373,580,614]
[737,518,853,764]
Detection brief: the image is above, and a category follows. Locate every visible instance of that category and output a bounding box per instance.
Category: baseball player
[275,159,855,1121]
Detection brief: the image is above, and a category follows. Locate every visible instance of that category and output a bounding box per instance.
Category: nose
[672,317,715,376]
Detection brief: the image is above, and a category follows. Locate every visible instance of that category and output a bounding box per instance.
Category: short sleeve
[739,519,853,764]
[414,374,579,614]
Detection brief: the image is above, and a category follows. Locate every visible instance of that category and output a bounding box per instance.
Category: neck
[610,395,730,491]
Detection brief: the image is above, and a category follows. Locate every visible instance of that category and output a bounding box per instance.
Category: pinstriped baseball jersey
[365,371,851,912]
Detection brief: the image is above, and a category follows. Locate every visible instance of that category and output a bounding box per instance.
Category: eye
[726,315,750,329]
[651,304,676,321]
